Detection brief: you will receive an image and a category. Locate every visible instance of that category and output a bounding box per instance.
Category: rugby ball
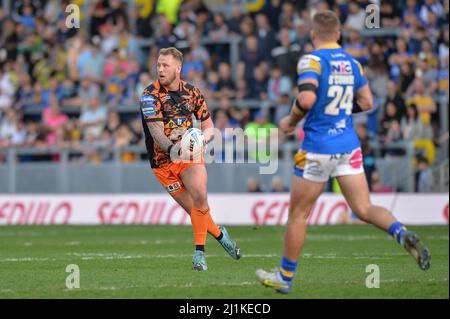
[180,128,205,156]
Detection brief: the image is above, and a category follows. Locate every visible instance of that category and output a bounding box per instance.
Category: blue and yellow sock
[278,256,298,282]
[388,221,407,244]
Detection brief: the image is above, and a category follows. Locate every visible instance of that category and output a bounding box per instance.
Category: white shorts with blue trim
[293,147,364,183]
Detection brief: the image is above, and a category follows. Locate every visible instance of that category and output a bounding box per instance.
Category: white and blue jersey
[297,43,368,154]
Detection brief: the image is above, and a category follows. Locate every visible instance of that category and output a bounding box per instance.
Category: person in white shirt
[79,97,107,139]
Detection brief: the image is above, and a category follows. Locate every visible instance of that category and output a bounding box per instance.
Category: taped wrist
[295,99,308,113]
[291,99,308,119]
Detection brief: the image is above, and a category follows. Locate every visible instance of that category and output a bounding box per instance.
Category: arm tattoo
[146,121,173,153]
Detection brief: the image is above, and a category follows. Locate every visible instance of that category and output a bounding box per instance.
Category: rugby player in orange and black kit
[139,47,241,271]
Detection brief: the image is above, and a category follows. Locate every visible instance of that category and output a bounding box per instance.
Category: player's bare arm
[354,84,374,112]
[280,78,318,134]
[146,121,180,155]
[201,117,215,144]
[297,78,319,109]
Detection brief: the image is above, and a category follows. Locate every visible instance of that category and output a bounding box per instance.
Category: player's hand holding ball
[179,128,205,162]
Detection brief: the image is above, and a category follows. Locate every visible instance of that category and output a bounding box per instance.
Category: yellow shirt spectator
[156,0,183,25]
[406,95,436,125]
[135,0,153,19]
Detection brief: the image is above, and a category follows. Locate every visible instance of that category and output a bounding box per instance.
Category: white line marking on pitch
[61,281,256,292]
[0,252,408,263]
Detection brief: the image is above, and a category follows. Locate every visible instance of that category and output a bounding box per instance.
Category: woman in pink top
[42,95,68,146]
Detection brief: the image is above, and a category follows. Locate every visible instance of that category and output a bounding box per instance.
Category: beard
[159,72,177,87]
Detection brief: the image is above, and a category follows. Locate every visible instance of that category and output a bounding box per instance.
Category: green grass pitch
[0,225,447,298]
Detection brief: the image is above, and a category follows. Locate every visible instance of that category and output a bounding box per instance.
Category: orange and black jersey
[140,80,210,168]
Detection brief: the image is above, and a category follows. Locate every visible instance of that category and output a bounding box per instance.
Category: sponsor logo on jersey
[331,53,346,58]
[331,61,352,75]
[165,118,187,129]
[327,127,345,136]
[336,119,346,129]
[298,58,312,70]
[297,55,321,74]
[141,95,155,102]
[142,105,156,117]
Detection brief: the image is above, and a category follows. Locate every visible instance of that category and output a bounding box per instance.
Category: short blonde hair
[159,47,183,63]
[312,10,341,41]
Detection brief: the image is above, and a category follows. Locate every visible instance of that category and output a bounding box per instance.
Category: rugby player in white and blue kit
[256,10,431,294]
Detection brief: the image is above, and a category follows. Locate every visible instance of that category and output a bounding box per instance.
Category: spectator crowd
[0,0,448,191]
